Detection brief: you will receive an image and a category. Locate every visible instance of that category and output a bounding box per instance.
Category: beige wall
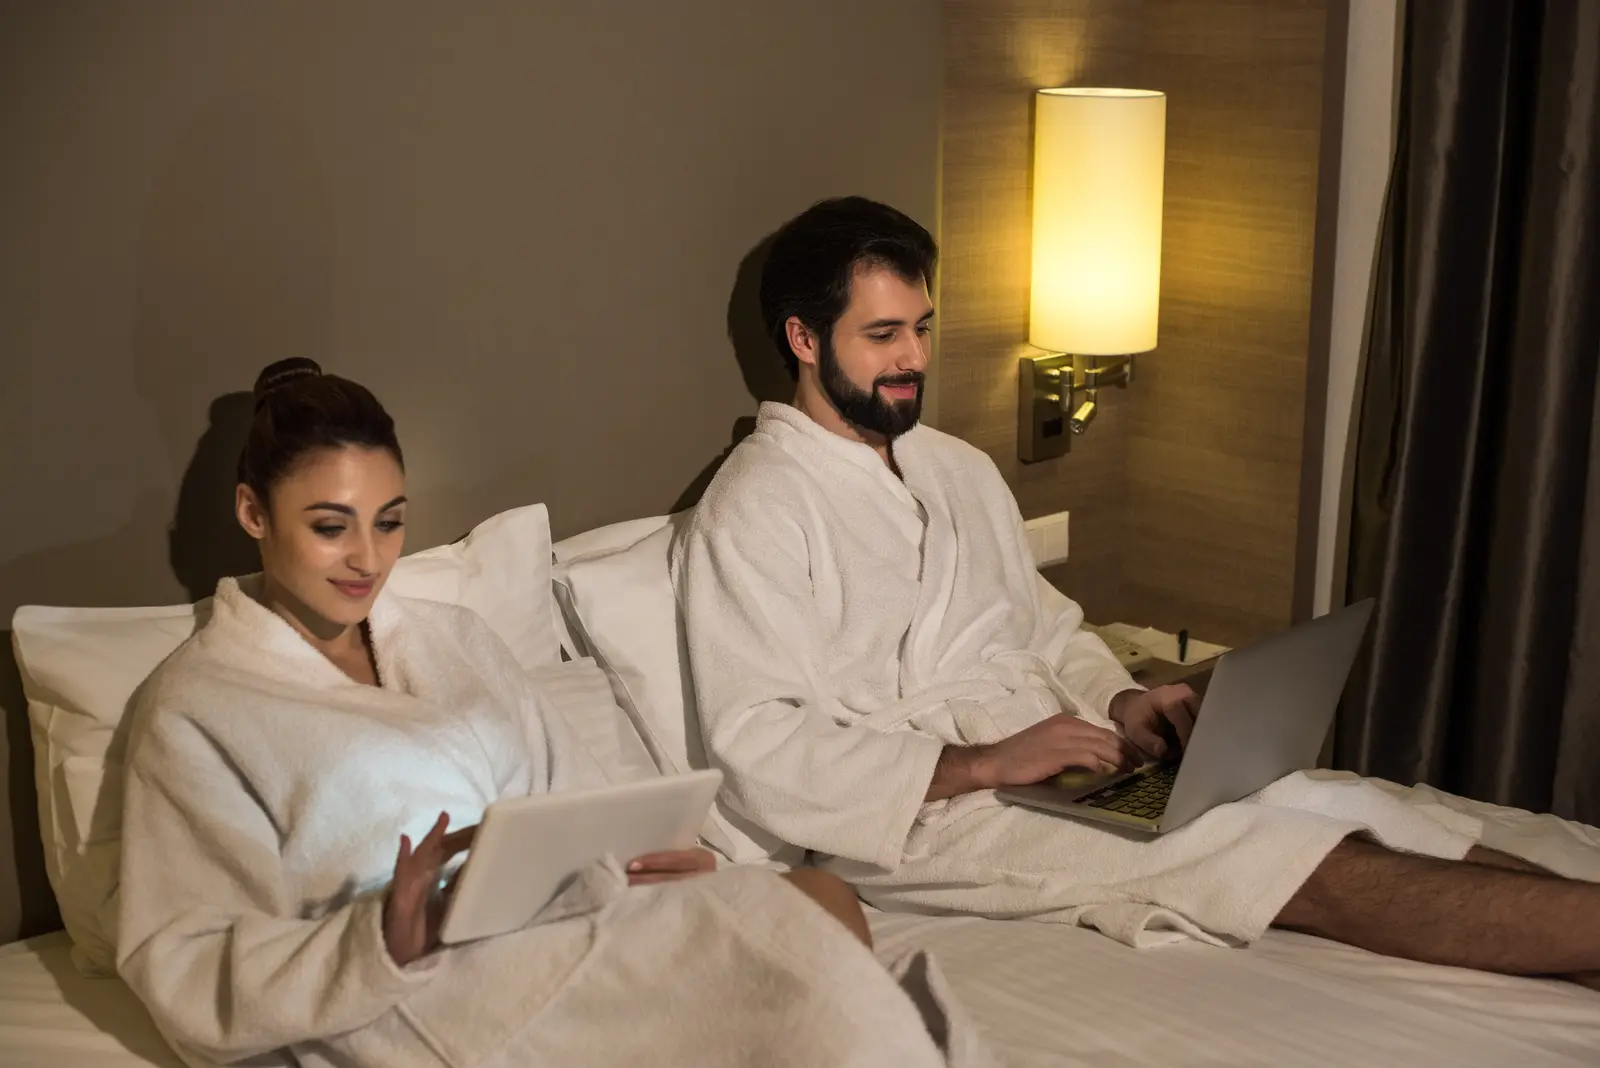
[940,0,1343,644]
[0,0,938,942]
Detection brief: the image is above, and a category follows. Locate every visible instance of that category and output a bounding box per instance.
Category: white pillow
[552,515,670,564]
[554,522,694,774]
[554,519,790,866]
[548,515,670,657]
[528,658,659,788]
[12,502,558,975]
[383,502,559,670]
[13,604,204,974]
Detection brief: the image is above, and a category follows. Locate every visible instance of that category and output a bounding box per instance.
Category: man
[672,196,1600,985]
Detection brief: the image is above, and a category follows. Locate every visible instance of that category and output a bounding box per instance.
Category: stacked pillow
[553,516,799,868]
[13,503,657,975]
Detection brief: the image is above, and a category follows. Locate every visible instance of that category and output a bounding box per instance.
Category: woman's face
[236,445,407,634]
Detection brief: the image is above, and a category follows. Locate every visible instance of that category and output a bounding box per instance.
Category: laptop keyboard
[1078,764,1178,821]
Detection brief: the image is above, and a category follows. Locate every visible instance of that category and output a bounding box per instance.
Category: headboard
[0,0,938,944]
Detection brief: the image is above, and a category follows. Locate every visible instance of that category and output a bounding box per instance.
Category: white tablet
[438,769,723,945]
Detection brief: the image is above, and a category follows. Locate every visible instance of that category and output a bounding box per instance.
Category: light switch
[1024,511,1070,567]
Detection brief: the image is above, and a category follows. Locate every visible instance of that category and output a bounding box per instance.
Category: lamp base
[1017,352,1135,462]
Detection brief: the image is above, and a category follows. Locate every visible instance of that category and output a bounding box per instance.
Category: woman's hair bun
[252,358,324,406]
[237,358,402,498]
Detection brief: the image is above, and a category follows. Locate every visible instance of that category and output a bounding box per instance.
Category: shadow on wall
[169,393,261,601]
[672,234,791,513]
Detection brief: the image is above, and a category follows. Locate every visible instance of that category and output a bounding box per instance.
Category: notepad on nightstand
[1090,623,1230,667]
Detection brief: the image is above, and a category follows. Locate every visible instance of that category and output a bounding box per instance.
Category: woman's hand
[383,813,476,967]
[626,847,717,885]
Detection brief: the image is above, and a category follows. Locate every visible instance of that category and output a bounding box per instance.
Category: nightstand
[1087,622,1228,694]
[1132,655,1218,694]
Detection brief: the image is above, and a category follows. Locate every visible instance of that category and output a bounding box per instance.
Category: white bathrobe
[116,576,994,1068]
[673,402,1481,948]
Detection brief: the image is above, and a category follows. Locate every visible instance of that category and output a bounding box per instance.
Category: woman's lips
[329,579,375,599]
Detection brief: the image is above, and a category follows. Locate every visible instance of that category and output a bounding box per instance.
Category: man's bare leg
[1461,848,1600,989]
[1275,837,1600,984]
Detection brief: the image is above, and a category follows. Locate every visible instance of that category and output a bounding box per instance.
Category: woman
[116,359,986,1068]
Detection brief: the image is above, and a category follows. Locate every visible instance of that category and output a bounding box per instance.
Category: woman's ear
[235,483,269,540]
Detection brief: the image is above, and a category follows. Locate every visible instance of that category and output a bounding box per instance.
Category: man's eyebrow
[860,309,936,330]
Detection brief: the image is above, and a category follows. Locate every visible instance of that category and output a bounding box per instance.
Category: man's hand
[384,814,476,968]
[1109,684,1199,762]
[926,714,1139,800]
[626,848,717,885]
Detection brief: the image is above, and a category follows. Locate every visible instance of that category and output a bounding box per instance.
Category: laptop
[996,599,1374,835]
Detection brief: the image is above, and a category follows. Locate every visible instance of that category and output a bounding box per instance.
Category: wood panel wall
[940,0,1341,646]
[939,0,1143,620]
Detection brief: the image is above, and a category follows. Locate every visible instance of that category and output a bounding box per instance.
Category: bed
[5,748,1598,1067]
[4,904,1599,1068]
[5,504,1599,1066]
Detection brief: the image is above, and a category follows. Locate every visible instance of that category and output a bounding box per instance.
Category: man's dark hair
[759,197,938,378]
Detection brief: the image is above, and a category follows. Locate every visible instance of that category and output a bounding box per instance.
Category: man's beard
[818,335,924,440]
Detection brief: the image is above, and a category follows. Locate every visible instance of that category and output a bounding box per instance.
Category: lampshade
[1029,87,1166,355]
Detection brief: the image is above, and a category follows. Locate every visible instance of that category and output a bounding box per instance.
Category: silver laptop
[996,599,1374,835]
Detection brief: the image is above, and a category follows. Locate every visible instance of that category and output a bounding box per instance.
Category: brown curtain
[1336,0,1600,824]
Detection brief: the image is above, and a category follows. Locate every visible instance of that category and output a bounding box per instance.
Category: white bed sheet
[8,921,1595,1068]
[0,932,176,1068]
[870,915,1600,1067]
[868,775,1600,1067]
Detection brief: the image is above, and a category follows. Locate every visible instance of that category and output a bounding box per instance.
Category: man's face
[815,263,934,440]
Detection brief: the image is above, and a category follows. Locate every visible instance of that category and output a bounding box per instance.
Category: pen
[1177,628,1189,663]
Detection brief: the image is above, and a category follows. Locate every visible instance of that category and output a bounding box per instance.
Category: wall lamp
[1020,87,1167,461]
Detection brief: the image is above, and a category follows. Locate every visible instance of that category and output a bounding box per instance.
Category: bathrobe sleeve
[1032,574,1143,726]
[676,504,945,871]
[117,707,437,1064]
[991,472,1141,724]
